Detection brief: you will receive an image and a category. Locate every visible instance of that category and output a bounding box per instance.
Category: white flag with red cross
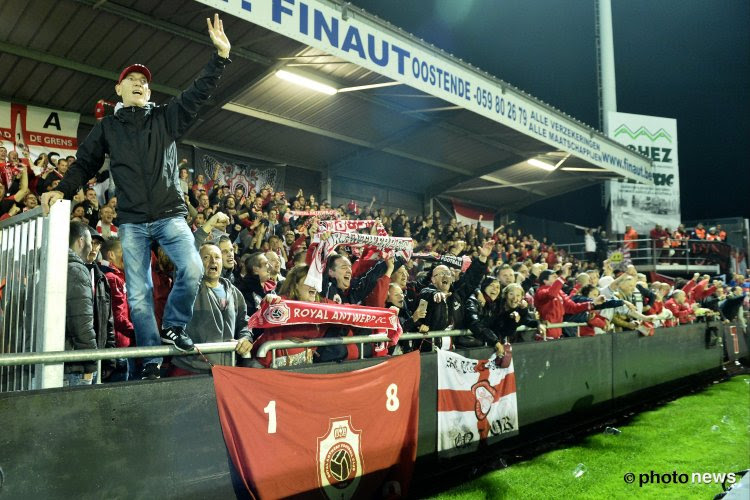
[437,350,518,454]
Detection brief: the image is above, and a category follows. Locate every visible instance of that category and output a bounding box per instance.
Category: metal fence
[0,201,70,392]
[0,323,589,378]
[556,237,727,273]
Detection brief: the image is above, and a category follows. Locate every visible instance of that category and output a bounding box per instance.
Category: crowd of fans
[2,146,749,382]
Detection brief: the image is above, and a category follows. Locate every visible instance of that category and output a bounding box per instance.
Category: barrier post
[35,201,70,389]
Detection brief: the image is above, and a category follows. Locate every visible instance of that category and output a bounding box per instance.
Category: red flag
[212,352,421,498]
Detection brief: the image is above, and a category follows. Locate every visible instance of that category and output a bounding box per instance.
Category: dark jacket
[66,250,98,374]
[86,262,116,371]
[465,294,504,346]
[57,54,230,224]
[493,305,540,344]
[417,257,487,336]
[322,260,387,305]
[236,273,267,330]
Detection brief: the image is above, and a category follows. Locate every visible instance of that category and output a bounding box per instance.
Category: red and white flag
[0,101,79,159]
[213,351,421,499]
[452,199,494,232]
[437,350,518,455]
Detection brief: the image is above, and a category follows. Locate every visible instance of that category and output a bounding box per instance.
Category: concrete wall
[0,324,727,498]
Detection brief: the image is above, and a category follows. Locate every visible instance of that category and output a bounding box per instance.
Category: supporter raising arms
[42,15,232,366]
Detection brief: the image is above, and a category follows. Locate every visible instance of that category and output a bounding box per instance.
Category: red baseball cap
[118,64,152,84]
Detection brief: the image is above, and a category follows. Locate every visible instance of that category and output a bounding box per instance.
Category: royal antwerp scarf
[305,232,414,292]
[413,252,472,272]
[249,299,402,344]
[283,209,339,222]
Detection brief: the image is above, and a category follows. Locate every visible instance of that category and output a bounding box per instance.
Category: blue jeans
[119,216,203,365]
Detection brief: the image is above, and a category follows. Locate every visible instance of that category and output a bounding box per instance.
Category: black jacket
[57,54,230,224]
[87,262,117,371]
[322,260,387,305]
[66,250,98,374]
[418,257,487,334]
[465,294,504,346]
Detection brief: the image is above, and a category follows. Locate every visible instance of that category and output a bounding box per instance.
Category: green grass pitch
[431,375,750,499]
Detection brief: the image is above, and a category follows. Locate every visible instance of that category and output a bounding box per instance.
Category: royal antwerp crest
[317,417,365,499]
[262,302,290,324]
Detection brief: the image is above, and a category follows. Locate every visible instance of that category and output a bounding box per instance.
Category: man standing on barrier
[42,14,232,377]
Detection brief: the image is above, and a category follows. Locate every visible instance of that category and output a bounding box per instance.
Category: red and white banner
[437,350,518,455]
[249,299,402,344]
[452,199,494,232]
[213,351,421,499]
[0,101,80,159]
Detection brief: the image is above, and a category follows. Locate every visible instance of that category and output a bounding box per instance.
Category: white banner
[437,350,518,455]
[195,0,652,182]
[0,101,80,159]
[606,112,680,233]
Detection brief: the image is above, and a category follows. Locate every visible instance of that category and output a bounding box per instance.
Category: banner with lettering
[605,112,680,233]
[437,350,518,456]
[213,351,421,499]
[0,101,80,160]
[195,147,285,197]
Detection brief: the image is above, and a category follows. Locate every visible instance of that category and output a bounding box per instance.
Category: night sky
[348,0,750,227]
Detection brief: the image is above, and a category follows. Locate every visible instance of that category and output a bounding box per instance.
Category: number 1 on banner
[264,400,277,433]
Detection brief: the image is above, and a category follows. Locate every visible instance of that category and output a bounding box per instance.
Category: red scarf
[249,300,402,345]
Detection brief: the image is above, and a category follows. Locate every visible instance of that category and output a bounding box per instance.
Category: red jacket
[535,278,592,339]
[103,264,135,347]
[252,323,328,368]
[665,298,693,325]
[579,312,608,337]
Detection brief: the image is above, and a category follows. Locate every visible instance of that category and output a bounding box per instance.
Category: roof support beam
[223,103,473,176]
[73,0,273,66]
[0,41,180,96]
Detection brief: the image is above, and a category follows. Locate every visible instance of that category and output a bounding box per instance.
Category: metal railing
[257,323,587,366]
[556,237,729,271]
[0,323,589,374]
[0,341,238,367]
[0,201,70,392]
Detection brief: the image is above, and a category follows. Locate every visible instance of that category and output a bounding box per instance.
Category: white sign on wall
[605,111,680,233]
[195,0,652,183]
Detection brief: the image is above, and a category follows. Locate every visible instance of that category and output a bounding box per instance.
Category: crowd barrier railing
[0,323,589,380]
[558,237,732,272]
[0,201,70,392]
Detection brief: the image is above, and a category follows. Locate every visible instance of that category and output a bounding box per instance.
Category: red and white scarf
[413,252,472,272]
[283,209,339,222]
[248,299,402,345]
[306,232,414,292]
[316,219,387,238]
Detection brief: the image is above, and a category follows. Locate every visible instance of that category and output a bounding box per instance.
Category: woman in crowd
[494,283,545,343]
[251,265,327,368]
[464,276,505,355]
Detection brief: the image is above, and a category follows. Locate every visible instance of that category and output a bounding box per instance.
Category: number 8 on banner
[386,383,399,411]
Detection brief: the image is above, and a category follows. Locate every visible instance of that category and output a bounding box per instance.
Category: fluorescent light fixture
[560,167,604,172]
[338,81,401,93]
[275,69,337,95]
[527,158,557,171]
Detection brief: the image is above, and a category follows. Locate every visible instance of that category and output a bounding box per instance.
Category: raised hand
[207,13,231,58]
